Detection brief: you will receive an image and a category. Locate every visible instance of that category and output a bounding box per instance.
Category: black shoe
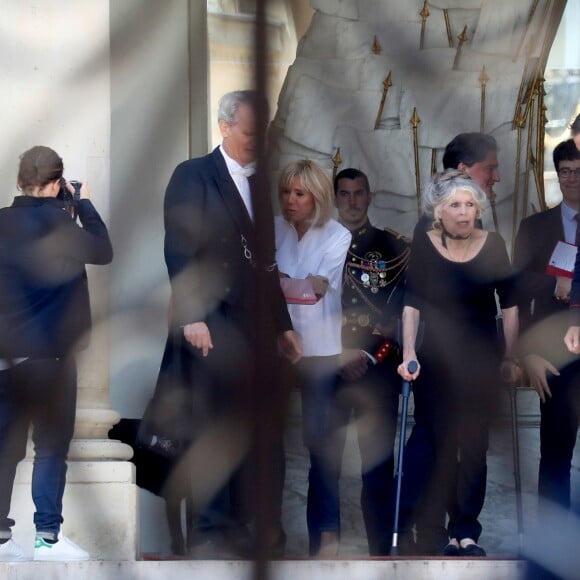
[460,543,486,557]
[440,542,461,557]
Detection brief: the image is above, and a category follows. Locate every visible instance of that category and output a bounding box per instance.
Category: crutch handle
[401,361,418,397]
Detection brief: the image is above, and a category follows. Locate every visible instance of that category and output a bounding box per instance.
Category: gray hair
[423,169,487,223]
[217,90,260,125]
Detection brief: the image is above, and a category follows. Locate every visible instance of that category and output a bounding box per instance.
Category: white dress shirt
[219,145,255,220]
[275,216,351,357]
[561,201,578,244]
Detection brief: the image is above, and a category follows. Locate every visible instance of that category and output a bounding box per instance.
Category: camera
[57,179,82,218]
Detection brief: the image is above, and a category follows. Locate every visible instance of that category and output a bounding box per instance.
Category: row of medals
[345,253,389,329]
[349,253,389,295]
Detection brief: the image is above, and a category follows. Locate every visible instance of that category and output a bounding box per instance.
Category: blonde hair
[278,160,334,227]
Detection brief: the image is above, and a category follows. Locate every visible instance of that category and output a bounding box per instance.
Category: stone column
[7,0,137,561]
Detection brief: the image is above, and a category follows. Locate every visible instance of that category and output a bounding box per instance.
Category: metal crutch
[391,359,418,555]
[496,299,524,553]
[508,381,524,554]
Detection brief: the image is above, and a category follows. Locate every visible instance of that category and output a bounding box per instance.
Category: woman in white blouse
[275,160,351,557]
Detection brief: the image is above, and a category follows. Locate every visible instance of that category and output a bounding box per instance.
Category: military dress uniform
[338,220,409,555]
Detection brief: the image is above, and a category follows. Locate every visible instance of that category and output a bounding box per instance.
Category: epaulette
[383,226,411,244]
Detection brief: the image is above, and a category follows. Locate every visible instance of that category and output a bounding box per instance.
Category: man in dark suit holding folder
[514,138,580,521]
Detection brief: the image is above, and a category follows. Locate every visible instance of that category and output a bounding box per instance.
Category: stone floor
[280,387,580,559]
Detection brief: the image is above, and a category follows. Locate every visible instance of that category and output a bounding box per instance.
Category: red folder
[279,278,318,305]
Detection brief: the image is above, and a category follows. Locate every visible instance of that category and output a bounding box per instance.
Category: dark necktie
[575,213,580,247]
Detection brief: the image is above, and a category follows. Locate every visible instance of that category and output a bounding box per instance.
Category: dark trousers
[538,359,580,516]
[399,361,493,550]
[161,308,287,552]
[0,358,76,538]
[299,356,399,555]
[336,361,399,555]
[298,356,342,556]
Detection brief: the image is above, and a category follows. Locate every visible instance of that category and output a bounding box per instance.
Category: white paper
[547,241,577,276]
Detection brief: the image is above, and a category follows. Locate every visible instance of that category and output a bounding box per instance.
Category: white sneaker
[0,538,30,561]
[34,532,90,561]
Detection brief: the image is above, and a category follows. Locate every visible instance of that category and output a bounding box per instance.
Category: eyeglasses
[557,167,580,179]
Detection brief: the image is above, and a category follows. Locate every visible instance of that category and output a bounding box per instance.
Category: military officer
[334,167,409,555]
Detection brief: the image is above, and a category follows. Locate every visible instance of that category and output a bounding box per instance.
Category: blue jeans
[300,356,399,555]
[0,358,77,539]
[298,356,342,555]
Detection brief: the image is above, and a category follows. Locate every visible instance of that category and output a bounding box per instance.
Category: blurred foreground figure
[150,90,301,557]
[0,146,112,561]
[334,168,409,555]
[515,139,580,523]
[398,170,519,557]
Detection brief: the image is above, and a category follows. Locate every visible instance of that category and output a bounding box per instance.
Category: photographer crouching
[0,146,112,561]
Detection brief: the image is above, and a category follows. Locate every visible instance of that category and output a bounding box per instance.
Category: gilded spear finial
[539,101,548,196]
[452,26,468,70]
[534,77,546,202]
[410,107,421,129]
[443,9,453,48]
[374,71,393,130]
[511,109,526,255]
[410,108,422,216]
[479,65,489,132]
[372,35,382,55]
[332,147,342,181]
[419,1,430,50]
[522,99,535,219]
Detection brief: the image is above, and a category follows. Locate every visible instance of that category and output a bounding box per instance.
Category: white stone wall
[0,1,110,217]
[271,0,567,243]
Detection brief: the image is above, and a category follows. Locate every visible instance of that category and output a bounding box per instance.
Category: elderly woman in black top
[398,169,519,557]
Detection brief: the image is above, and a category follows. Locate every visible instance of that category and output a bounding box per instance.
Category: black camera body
[57,180,82,218]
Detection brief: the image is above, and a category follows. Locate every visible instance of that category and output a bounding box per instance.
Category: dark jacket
[0,196,113,358]
[513,204,566,332]
[145,148,293,445]
[163,147,291,333]
[341,221,409,354]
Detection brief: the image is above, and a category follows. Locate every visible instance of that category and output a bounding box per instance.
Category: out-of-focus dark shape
[142,91,299,558]
[514,139,580,535]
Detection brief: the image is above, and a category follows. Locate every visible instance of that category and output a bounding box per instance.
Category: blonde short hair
[278,160,334,228]
[423,169,486,228]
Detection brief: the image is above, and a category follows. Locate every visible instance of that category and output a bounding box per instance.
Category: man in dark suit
[514,138,580,523]
[334,168,410,555]
[158,90,301,555]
